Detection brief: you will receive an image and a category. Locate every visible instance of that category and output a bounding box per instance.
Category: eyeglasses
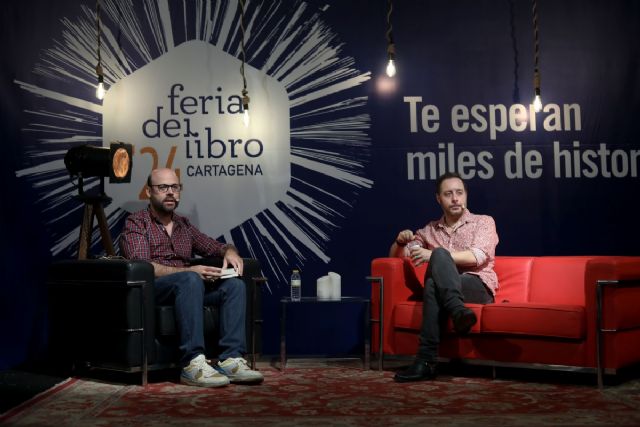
[150,184,183,193]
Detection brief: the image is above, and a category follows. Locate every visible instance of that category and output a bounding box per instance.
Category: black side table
[280,296,371,371]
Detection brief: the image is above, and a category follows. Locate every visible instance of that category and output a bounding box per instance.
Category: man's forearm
[389,241,407,258]
[221,244,239,258]
[450,250,478,266]
[151,262,190,278]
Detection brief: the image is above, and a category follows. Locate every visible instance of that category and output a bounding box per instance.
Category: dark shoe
[394,360,437,382]
[452,307,477,334]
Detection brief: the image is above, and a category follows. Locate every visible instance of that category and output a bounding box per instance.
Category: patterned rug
[2,365,640,426]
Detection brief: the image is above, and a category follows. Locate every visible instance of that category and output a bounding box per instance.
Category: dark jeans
[417,247,494,362]
[154,272,246,366]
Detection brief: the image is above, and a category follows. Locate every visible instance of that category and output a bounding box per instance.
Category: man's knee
[423,278,436,295]
[430,247,453,265]
[174,271,205,294]
[221,277,246,299]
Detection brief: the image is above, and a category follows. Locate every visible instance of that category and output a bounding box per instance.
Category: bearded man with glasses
[120,168,263,387]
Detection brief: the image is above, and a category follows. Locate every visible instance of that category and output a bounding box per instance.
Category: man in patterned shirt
[390,172,499,382]
[121,168,263,387]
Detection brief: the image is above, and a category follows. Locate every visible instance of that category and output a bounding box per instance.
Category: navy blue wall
[2,0,639,369]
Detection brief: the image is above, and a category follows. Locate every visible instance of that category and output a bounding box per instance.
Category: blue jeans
[154,272,246,366]
[417,248,494,362]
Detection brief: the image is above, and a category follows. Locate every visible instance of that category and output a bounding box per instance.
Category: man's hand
[395,229,414,246]
[222,250,244,276]
[189,264,223,281]
[389,229,417,257]
[409,246,432,266]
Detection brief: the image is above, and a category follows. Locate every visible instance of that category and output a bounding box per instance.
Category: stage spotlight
[63,141,133,259]
[64,142,132,184]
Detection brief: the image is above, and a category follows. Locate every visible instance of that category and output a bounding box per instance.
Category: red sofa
[369,256,640,385]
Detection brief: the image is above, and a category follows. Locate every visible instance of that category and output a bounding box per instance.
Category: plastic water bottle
[290,269,301,302]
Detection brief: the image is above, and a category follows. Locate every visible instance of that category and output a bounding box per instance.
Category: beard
[150,196,180,214]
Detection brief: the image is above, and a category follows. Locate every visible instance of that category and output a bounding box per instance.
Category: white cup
[407,242,421,251]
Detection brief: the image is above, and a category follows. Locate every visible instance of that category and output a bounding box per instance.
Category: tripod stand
[75,176,115,260]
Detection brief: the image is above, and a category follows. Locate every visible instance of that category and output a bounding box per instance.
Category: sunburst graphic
[14,0,372,288]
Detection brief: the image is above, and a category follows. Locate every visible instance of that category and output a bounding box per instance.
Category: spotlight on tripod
[64,142,132,194]
[64,142,133,259]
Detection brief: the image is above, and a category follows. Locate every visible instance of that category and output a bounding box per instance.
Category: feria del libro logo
[15,0,372,279]
[104,40,290,236]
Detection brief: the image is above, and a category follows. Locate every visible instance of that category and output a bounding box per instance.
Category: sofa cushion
[494,257,534,303]
[405,256,535,303]
[529,257,594,305]
[481,302,586,339]
[393,302,483,333]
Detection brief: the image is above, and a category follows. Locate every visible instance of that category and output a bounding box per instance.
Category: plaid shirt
[410,209,499,294]
[120,206,228,267]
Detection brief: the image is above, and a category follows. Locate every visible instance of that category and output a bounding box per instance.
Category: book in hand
[220,268,239,279]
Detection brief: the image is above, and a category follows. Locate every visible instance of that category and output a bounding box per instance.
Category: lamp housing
[64,142,132,183]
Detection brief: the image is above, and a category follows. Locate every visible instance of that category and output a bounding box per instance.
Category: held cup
[407,242,421,252]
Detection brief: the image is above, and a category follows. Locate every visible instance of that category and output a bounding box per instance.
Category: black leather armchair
[47,257,264,385]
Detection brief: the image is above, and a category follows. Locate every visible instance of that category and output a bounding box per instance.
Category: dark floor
[0,369,66,414]
[0,361,181,415]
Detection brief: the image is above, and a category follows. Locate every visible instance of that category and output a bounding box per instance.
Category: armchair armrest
[47,259,156,369]
[48,258,154,285]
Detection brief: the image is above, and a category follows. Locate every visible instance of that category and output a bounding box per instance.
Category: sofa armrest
[584,257,640,330]
[370,257,421,355]
[587,258,640,329]
[581,257,640,386]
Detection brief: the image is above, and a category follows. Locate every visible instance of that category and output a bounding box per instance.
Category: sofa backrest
[528,257,596,305]
[405,255,599,306]
[494,256,534,303]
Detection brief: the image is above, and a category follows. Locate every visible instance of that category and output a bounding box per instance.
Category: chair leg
[250,277,267,370]
[142,354,148,387]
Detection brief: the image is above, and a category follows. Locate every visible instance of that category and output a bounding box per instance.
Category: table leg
[280,301,286,371]
[364,299,371,370]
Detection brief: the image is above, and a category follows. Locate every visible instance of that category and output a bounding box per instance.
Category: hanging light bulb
[95,0,106,101]
[96,80,106,100]
[531,0,542,113]
[242,89,250,128]
[386,60,396,77]
[533,87,542,113]
[96,66,106,100]
[386,46,396,77]
[239,0,251,127]
[385,0,396,78]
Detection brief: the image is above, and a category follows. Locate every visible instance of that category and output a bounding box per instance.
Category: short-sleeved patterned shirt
[408,209,499,294]
[120,206,228,267]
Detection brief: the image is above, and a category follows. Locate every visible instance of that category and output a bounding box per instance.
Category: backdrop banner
[2,0,639,365]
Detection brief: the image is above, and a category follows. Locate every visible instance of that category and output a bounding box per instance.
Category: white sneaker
[217,357,264,384]
[181,354,230,387]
